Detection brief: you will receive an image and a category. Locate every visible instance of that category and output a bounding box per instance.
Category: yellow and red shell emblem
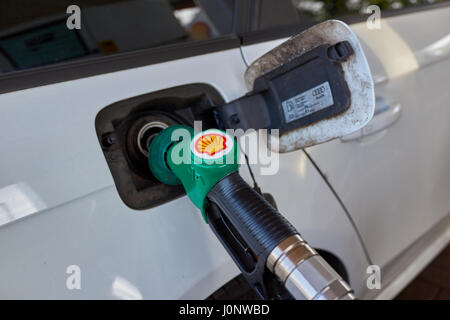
[195,133,227,156]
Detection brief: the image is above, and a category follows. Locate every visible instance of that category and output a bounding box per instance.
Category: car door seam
[303,149,374,266]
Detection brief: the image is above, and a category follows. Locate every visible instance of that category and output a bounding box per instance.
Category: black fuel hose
[207,171,355,300]
[207,171,298,260]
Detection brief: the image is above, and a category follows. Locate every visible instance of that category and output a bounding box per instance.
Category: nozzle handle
[207,171,354,300]
[206,171,297,299]
[208,172,297,261]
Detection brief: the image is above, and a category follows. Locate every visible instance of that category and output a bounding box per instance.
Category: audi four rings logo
[312,85,325,97]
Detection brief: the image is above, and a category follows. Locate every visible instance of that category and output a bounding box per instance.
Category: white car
[0,0,449,299]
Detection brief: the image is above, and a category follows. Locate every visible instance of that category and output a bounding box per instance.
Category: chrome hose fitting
[267,235,355,300]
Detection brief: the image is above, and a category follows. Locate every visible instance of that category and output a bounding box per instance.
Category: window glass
[249,0,448,33]
[0,0,235,74]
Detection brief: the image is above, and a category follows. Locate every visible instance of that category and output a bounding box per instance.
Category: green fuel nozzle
[148,125,354,301]
[148,125,239,222]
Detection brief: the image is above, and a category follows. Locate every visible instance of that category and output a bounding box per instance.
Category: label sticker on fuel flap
[282,81,334,123]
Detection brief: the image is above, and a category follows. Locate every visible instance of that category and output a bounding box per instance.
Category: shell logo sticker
[195,134,226,156]
[191,129,234,160]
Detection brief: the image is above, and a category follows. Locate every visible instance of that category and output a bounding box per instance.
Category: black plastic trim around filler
[95,83,225,210]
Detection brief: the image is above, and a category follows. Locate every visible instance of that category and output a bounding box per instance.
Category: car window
[0,0,236,74]
[292,0,447,22]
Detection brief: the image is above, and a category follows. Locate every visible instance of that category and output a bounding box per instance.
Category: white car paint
[313,7,450,276]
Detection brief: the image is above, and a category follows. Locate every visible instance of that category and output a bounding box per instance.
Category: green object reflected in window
[0,21,87,69]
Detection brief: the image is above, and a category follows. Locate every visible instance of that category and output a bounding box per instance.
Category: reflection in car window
[292,0,447,22]
[0,0,234,74]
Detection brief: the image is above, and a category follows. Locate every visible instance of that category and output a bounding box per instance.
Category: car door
[240,0,450,286]
[309,5,450,268]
